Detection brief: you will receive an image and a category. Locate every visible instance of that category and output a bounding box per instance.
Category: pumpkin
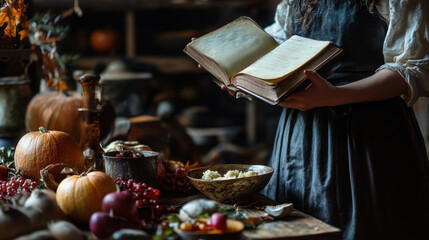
[25,90,116,147]
[56,171,117,223]
[14,127,86,181]
[90,29,119,53]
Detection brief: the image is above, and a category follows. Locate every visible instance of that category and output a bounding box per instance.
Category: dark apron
[261,1,429,239]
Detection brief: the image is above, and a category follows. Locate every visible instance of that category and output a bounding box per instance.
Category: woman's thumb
[304,69,324,85]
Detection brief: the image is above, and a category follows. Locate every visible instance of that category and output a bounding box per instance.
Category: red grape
[115,150,144,158]
[112,176,178,232]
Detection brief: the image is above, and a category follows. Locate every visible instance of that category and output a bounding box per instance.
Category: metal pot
[103,150,159,187]
[0,49,33,147]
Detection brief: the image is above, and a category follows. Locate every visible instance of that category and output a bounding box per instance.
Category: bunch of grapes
[114,177,175,222]
[161,167,194,193]
[115,151,144,158]
[0,176,38,203]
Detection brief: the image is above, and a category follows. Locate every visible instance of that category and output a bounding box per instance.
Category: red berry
[136,199,143,208]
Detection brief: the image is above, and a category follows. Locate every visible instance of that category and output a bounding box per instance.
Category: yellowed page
[187,17,278,84]
[235,35,331,83]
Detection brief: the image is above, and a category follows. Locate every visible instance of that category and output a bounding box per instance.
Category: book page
[186,17,278,83]
[235,35,331,83]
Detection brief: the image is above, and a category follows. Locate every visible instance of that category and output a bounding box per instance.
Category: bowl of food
[186,164,274,204]
[103,150,159,186]
[175,214,245,240]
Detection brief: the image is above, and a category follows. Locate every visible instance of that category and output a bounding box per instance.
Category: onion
[0,204,32,239]
[24,189,62,221]
[18,206,47,231]
[48,221,84,240]
[14,230,56,240]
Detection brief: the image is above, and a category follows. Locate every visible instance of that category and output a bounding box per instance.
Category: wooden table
[161,193,341,240]
[242,209,341,240]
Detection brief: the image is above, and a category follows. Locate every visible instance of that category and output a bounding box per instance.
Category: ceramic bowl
[186,164,274,204]
[175,219,245,240]
[103,150,159,186]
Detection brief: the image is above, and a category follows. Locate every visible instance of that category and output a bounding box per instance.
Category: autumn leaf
[0,5,16,37]
[0,0,28,38]
[18,21,29,40]
[52,80,68,92]
[42,53,59,77]
[18,29,28,40]
[45,77,53,87]
[184,161,199,171]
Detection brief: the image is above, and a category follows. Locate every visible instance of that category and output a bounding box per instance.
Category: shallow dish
[175,219,244,240]
[187,164,274,204]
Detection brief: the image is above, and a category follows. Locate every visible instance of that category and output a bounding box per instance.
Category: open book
[183,16,343,105]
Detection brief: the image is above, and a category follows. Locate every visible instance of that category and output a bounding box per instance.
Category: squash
[25,90,116,146]
[90,29,119,53]
[56,171,117,223]
[14,127,85,181]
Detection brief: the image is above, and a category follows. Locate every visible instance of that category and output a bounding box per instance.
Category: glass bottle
[78,74,105,171]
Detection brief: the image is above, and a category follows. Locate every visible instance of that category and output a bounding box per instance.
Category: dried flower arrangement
[28,0,82,91]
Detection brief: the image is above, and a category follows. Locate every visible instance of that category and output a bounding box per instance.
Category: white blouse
[265,0,429,106]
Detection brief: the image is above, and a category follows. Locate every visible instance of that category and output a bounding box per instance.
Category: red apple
[102,191,138,219]
[0,165,8,181]
[207,212,227,231]
[89,211,121,238]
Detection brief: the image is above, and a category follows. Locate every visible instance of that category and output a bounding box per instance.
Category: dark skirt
[261,97,429,240]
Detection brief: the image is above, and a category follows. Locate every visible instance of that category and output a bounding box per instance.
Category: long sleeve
[376,0,429,105]
[266,0,429,105]
[264,0,294,43]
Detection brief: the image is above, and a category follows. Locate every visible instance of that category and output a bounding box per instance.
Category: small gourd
[55,171,116,223]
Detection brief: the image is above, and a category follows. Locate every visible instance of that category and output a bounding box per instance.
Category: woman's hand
[279,69,337,111]
[221,84,237,98]
[191,37,237,98]
[191,37,205,71]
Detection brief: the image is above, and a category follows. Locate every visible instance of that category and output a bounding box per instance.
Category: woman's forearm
[279,68,409,110]
[333,68,409,105]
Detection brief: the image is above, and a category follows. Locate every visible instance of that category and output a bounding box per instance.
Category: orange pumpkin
[25,91,116,146]
[14,127,86,181]
[56,171,117,223]
[90,29,119,53]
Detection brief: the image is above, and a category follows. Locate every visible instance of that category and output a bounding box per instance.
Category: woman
[250,0,429,239]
